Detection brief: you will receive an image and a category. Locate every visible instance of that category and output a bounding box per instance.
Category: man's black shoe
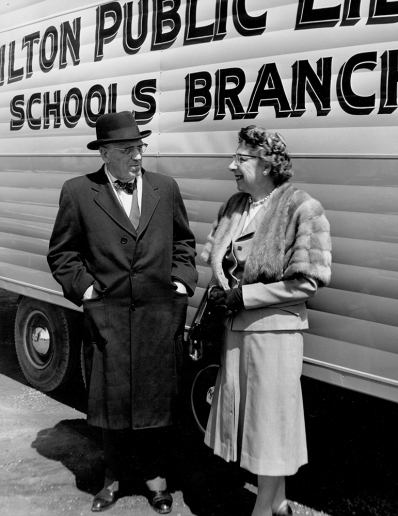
[91,486,119,512]
[147,489,173,514]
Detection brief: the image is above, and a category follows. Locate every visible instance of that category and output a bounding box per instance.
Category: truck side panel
[0,1,397,399]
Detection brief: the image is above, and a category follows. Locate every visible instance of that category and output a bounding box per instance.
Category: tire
[190,363,220,434]
[14,297,82,392]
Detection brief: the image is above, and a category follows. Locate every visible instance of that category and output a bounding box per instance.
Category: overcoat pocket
[82,295,109,348]
[172,290,188,338]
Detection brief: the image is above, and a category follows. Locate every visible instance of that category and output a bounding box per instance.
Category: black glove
[208,286,226,304]
[213,285,244,313]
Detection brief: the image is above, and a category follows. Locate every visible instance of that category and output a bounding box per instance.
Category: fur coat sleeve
[201,183,332,289]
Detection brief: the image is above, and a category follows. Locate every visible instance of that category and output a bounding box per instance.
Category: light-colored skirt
[204,329,308,476]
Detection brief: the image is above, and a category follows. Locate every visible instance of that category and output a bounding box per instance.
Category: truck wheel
[14,297,80,392]
[190,363,219,434]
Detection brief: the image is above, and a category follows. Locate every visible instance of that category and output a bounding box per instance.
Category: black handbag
[187,287,225,361]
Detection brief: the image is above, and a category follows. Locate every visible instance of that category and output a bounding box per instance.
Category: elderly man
[47,111,197,513]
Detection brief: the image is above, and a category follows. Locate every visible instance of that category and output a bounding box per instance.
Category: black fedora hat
[87,111,151,150]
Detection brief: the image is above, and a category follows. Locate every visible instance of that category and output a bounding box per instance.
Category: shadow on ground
[31,416,256,516]
[290,378,398,516]
[28,377,398,516]
[31,419,104,494]
[2,289,398,515]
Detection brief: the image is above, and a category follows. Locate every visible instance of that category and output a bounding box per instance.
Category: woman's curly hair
[238,125,293,186]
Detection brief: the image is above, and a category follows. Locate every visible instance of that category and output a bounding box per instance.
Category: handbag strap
[192,287,210,326]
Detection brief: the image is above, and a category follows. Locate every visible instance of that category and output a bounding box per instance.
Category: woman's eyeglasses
[112,144,148,155]
[232,153,259,164]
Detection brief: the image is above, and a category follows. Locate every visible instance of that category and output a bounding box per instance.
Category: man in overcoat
[47,111,198,513]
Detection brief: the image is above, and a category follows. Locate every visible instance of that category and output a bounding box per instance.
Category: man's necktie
[114,180,135,194]
[129,181,140,230]
[114,180,140,230]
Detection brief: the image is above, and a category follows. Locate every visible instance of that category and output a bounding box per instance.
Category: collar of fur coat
[201,182,332,288]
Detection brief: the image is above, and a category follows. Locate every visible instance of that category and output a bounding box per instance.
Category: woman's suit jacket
[202,184,331,332]
[220,205,318,332]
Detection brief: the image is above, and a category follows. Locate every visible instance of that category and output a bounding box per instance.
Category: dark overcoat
[47,166,198,429]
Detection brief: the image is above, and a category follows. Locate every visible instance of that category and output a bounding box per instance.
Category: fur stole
[201,182,332,288]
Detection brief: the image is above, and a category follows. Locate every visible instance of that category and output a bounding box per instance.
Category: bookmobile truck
[0,0,397,430]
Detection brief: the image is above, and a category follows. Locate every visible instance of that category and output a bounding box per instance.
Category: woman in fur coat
[201,125,332,516]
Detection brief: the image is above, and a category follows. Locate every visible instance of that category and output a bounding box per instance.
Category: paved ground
[2,288,398,515]
[0,349,328,516]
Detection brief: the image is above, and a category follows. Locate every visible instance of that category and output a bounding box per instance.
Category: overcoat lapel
[94,186,138,238]
[91,166,136,236]
[91,167,160,238]
[137,171,159,239]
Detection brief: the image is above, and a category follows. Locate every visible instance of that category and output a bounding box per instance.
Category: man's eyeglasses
[112,144,148,155]
[232,153,259,164]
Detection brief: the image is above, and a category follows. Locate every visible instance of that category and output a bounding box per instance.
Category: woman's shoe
[146,489,173,514]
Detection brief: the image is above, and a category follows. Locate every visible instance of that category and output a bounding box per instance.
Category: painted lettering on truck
[3,1,398,130]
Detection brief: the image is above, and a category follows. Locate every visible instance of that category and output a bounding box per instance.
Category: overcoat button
[237,246,242,251]
[130,270,136,276]
[121,237,128,244]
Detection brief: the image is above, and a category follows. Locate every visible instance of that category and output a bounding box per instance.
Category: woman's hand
[211,285,244,314]
[208,286,226,304]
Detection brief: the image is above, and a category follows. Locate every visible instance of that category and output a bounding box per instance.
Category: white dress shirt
[104,165,142,215]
